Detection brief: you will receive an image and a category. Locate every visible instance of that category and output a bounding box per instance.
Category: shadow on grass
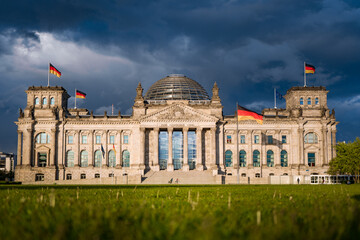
[351,195,360,201]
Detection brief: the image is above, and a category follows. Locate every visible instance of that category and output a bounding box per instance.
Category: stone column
[89,130,94,166]
[275,130,281,166]
[327,125,332,165]
[167,127,174,171]
[117,130,122,167]
[183,127,189,172]
[153,128,159,171]
[219,125,224,170]
[139,128,146,169]
[322,126,327,167]
[76,130,80,166]
[298,127,304,166]
[196,127,203,170]
[50,129,56,166]
[249,130,253,166]
[17,131,22,165]
[210,127,217,170]
[261,130,266,166]
[105,130,109,167]
[23,128,32,166]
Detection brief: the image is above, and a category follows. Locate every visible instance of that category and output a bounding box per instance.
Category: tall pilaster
[298,127,304,165]
[153,128,159,171]
[89,130,94,166]
[50,129,56,166]
[23,128,32,166]
[322,125,327,167]
[167,127,174,171]
[183,127,189,172]
[196,127,203,170]
[331,129,337,159]
[139,128,146,168]
[210,127,217,169]
[76,130,80,166]
[275,130,281,166]
[17,131,22,165]
[117,130,122,167]
[219,125,224,169]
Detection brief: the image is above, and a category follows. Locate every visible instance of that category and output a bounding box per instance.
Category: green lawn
[0,185,359,240]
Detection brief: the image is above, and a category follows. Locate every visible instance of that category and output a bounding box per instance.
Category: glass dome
[144,74,210,101]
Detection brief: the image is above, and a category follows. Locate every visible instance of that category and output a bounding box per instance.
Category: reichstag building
[15,74,338,183]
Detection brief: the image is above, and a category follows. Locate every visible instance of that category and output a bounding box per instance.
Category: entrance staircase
[142,170,218,184]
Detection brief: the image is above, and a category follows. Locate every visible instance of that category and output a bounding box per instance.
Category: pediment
[141,104,218,122]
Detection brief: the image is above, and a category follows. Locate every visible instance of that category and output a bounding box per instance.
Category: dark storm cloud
[1,0,360,153]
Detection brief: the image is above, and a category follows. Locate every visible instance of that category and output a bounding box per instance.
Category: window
[123,135,129,144]
[255,173,260,178]
[108,150,116,167]
[241,173,246,177]
[38,153,47,167]
[66,174,72,180]
[80,174,86,179]
[267,150,274,167]
[225,150,232,167]
[267,135,273,144]
[304,133,318,143]
[95,173,100,178]
[96,135,101,144]
[159,131,168,170]
[172,131,183,170]
[269,173,274,176]
[110,135,115,144]
[254,135,260,144]
[35,173,44,181]
[82,135,87,144]
[188,131,196,170]
[307,97,311,105]
[94,150,102,167]
[109,173,114,177]
[122,150,130,167]
[80,151,88,167]
[227,135,232,144]
[50,97,55,105]
[282,135,287,144]
[42,97,47,105]
[253,150,260,167]
[240,135,245,144]
[300,97,304,105]
[315,97,319,105]
[281,150,288,167]
[68,135,73,144]
[66,151,74,167]
[35,97,40,105]
[239,150,246,167]
[308,153,316,167]
[36,133,50,144]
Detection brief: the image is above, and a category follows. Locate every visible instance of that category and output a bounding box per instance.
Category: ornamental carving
[157,106,196,120]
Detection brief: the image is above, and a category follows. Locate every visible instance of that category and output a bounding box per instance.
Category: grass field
[0,185,359,240]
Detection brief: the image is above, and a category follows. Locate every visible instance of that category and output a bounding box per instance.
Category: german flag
[49,63,61,77]
[305,63,315,74]
[76,90,86,99]
[237,105,263,124]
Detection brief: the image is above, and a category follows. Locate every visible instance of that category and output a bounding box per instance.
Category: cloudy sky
[1,0,360,153]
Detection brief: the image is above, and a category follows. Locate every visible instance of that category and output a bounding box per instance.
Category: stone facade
[14,76,338,184]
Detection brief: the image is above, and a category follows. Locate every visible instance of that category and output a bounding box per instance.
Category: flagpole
[236,102,239,184]
[48,62,50,87]
[304,62,306,87]
[274,88,277,109]
[74,89,77,109]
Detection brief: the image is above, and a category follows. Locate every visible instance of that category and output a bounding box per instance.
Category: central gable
[140,104,219,123]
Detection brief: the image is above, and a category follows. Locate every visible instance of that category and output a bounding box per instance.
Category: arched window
[80,174,86,179]
[95,173,100,178]
[50,97,55,105]
[94,150,102,167]
[35,132,50,144]
[253,150,260,167]
[108,150,116,167]
[241,173,246,177]
[269,173,274,176]
[80,151,88,167]
[304,132,318,143]
[122,150,130,167]
[300,97,304,105]
[42,97,47,105]
[255,173,260,178]
[66,150,74,167]
[281,150,288,167]
[34,97,40,105]
[225,150,233,167]
[315,97,319,105]
[239,150,246,167]
[307,97,311,105]
[267,150,274,167]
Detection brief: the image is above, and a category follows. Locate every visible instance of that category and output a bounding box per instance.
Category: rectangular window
[254,135,260,144]
[267,135,273,144]
[96,135,101,144]
[123,135,129,144]
[110,135,115,144]
[282,135,287,144]
[308,153,316,167]
[227,135,232,144]
[66,174,72,180]
[82,135,87,144]
[68,135,73,144]
[240,135,245,144]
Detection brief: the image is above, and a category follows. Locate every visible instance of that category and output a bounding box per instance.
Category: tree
[329,137,360,183]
